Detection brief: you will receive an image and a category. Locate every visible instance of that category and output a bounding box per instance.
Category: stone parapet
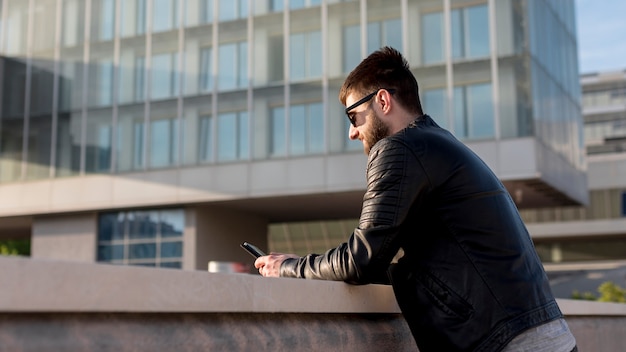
[1,256,625,351]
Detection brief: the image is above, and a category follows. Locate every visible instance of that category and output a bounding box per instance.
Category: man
[255,47,577,352]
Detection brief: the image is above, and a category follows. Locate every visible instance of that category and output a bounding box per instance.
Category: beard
[364,109,390,155]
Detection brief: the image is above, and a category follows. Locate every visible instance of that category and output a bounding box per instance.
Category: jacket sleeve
[280,137,431,284]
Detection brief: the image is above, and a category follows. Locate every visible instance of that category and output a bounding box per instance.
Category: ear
[376,89,393,115]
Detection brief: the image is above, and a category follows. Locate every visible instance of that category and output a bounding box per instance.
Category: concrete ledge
[0,256,399,313]
[3,256,626,351]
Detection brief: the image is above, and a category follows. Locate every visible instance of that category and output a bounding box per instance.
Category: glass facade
[0,0,583,183]
[527,0,584,170]
[97,208,184,268]
[582,75,626,155]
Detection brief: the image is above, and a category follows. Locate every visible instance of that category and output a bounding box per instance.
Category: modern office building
[0,0,585,270]
[522,69,626,265]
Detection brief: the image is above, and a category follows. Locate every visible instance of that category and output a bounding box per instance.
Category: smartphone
[240,242,266,258]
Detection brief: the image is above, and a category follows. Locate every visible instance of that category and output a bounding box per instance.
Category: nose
[348,124,359,140]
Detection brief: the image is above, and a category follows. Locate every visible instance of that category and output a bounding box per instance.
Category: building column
[31,213,98,262]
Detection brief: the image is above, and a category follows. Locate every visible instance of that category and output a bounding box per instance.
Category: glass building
[522,69,626,265]
[0,0,586,270]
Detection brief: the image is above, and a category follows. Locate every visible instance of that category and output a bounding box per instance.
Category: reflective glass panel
[61,0,85,47]
[161,242,183,257]
[97,209,184,267]
[422,12,443,64]
[98,244,125,261]
[85,110,113,173]
[218,43,248,90]
[199,115,214,162]
[128,211,158,239]
[99,213,125,241]
[152,53,178,100]
[467,5,489,58]
[343,25,360,73]
[217,112,237,161]
[290,105,307,155]
[116,105,144,172]
[150,118,178,168]
[153,0,178,33]
[271,107,286,157]
[133,121,145,168]
[199,47,213,92]
[468,83,494,138]
[308,103,324,153]
[239,112,249,159]
[423,89,447,129]
[161,209,185,237]
[91,0,115,41]
[129,243,157,259]
[454,86,466,137]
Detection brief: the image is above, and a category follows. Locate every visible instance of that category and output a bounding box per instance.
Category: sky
[575,0,626,73]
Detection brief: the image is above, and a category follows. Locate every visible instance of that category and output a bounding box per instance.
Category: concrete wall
[2,256,626,351]
[31,212,97,262]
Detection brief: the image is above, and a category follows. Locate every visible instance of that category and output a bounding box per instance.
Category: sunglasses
[345,88,396,127]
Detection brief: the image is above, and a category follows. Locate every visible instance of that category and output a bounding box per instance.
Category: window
[92,0,115,41]
[62,0,85,47]
[134,56,146,101]
[120,0,146,37]
[199,47,213,93]
[218,42,248,91]
[268,36,284,82]
[423,89,448,129]
[98,209,184,268]
[150,118,179,168]
[153,0,178,32]
[270,107,286,156]
[367,18,402,54]
[342,19,402,72]
[289,0,322,10]
[217,111,249,161]
[270,0,283,12]
[219,0,248,21]
[421,12,443,64]
[86,123,112,173]
[622,192,626,217]
[422,4,490,64]
[200,0,214,23]
[133,121,145,168]
[451,5,490,59]
[136,0,146,35]
[151,52,179,100]
[87,59,114,107]
[271,103,324,156]
[199,115,214,162]
[290,31,322,80]
[454,83,494,140]
[343,24,360,73]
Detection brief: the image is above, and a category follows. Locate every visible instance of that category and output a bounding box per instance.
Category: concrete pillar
[31,213,97,262]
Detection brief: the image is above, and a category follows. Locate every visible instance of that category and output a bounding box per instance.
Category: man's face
[345,92,390,155]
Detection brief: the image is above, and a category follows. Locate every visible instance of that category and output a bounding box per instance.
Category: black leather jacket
[280,115,562,351]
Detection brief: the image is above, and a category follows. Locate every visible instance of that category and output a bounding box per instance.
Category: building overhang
[466,137,589,208]
[0,137,588,233]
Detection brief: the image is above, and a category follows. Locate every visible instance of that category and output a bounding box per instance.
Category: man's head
[339,46,423,117]
[340,47,423,154]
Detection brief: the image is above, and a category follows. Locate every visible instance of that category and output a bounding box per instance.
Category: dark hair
[339,46,423,116]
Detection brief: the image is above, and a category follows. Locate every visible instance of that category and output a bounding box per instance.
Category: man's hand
[254,253,299,277]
